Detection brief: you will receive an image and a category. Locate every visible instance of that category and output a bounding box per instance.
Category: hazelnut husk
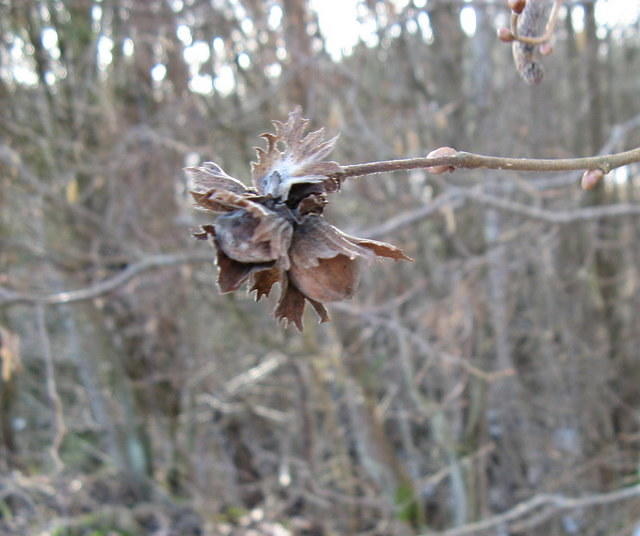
[215,210,278,263]
[289,254,360,303]
[188,108,413,330]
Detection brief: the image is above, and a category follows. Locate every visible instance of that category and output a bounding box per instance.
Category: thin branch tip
[334,146,639,182]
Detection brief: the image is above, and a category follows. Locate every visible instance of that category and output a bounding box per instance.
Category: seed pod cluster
[187,108,412,330]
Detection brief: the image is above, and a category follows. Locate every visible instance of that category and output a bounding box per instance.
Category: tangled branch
[3,110,639,316]
[498,0,564,84]
[0,252,212,307]
[507,0,563,46]
[422,483,640,535]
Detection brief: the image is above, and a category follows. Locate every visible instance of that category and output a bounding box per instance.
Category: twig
[0,252,213,307]
[453,187,640,223]
[420,442,496,491]
[224,352,288,395]
[4,193,639,312]
[0,145,140,256]
[421,483,640,535]
[36,305,66,473]
[334,146,640,180]
[332,305,515,383]
[3,120,640,309]
[357,187,640,241]
[510,0,563,46]
[359,191,464,239]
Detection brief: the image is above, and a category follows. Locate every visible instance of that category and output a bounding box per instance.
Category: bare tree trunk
[282,0,316,110]
[429,3,465,146]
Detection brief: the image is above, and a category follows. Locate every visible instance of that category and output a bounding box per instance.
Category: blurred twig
[336,146,640,180]
[0,252,212,307]
[422,483,640,535]
[453,187,640,223]
[333,305,515,383]
[36,305,65,473]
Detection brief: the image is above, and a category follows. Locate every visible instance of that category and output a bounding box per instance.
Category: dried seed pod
[189,108,413,330]
[289,254,360,303]
[215,210,291,264]
[251,107,342,201]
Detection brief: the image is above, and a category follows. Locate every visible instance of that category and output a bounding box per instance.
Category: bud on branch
[581,169,606,190]
[190,109,640,330]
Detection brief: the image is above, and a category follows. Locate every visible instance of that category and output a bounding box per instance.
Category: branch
[36,305,66,473]
[0,252,213,307]
[333,146,640,181]
[360,191,464,239]
[421,484,640,536]
[5,116,639,309]
[357,188,640,241]
[332,304,515,383]
[509,0,563,46]
[349,114,640,238]
[0,144,140,255]
[454,188,640,223]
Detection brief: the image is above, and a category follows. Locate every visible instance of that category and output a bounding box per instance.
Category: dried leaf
[215,241,273,293]
[213,202,293,268]
[216,210,292,265]
[250,267,281,301]
[297,193,327,216]
[351,237,414,261]
[275,276,306,330]
[191,190,236,213]
[289,254,360,303]
[273,276,330,330]
[186,162,248,195]
[250,107,342,200]
[66,177,79,204]
[192,224,215,240]
[190,108,412,331]
[289,216,372,270]
[307,298,330,323]
[0,327,21,382]
[187,163,251,212]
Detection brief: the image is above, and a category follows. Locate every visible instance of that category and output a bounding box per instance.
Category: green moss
[394,481,423,527]
[53,528,132,536]
[50,510,137,536]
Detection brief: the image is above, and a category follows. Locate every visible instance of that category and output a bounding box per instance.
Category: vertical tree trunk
[282,0,316,110]
[429,4,465,146]
[564,4,584,153]
[584,3,603,153]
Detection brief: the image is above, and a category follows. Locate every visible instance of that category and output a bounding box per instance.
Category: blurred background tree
[1,0,640,534]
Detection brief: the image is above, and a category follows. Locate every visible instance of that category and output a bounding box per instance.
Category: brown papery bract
[188,108,412,330]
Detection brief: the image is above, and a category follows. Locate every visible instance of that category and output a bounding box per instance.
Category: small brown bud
[498,27,515,42]
[581,169,606,191]
[426,146,457,174]
[508,0,526,14]
[539,42,553,56]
